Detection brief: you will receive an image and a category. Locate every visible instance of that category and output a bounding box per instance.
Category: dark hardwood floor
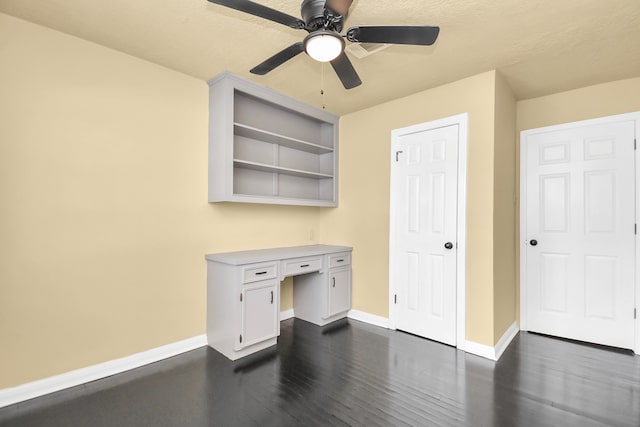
[1,318,639,426]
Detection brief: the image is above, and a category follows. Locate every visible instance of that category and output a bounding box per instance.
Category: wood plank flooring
[1,318,639,426]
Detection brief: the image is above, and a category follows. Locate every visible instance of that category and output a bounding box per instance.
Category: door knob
[530,239,538,246]
[444,242,454,250]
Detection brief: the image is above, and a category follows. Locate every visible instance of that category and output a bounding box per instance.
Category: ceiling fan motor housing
[301,0,343,32]
[301,0,325,23]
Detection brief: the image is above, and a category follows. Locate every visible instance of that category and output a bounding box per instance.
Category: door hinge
[635,308,637,319]
[395,150,403,162]
[240,293,243,302]
[635,224,637,235]
[394,294,397,304]
[635,139,637,150]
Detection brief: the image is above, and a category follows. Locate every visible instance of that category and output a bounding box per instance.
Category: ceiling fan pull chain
[321,62,326,110]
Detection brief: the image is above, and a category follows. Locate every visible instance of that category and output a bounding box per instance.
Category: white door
[523,117,636,349]
[390,123,459,346]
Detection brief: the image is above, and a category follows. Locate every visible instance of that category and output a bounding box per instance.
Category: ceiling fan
[208,0,440,89]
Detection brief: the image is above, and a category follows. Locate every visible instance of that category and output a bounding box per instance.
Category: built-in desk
[206,244,352,360]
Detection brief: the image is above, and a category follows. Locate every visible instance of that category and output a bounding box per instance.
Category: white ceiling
[1,0,639,115]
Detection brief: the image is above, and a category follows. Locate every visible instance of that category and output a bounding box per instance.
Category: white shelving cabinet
[208,72,339,207]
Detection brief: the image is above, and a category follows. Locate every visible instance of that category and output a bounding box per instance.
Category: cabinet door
[327,268,351,318]
[237,280,278,350]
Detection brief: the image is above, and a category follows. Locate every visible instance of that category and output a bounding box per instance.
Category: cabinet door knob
[444,242,454,250]
[530,239,538,246]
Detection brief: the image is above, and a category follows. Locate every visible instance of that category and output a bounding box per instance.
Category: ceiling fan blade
[330,52,362,89]
[346,26,440,45]
[326,0,353,17]
[208,0,305,29]
[250,42,305,75]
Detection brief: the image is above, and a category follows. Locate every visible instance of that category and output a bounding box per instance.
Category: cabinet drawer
[329,252,351,268]
[242,263,278,283]
[282,256,322,277]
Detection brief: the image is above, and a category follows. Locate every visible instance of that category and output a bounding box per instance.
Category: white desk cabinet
[206,245,352,360]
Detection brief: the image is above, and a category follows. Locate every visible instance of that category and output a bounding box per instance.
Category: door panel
[407,252,420,310]
[392,124,459,346]
[524,118,635,349]
[238,280,278,350]
[428,254,445,318]
[540,174,569,232]
[540,253,569,313]
[584,255,616,319]
[585,171,615,232]
[328,268,351,317]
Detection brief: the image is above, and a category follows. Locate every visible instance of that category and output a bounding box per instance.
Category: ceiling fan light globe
[304,31,344,62]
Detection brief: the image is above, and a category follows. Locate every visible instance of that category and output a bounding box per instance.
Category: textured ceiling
[1,0,639,115]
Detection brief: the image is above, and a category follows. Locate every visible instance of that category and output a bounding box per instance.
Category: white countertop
[205,244,352,266]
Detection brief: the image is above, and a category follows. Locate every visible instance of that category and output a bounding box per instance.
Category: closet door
[522,116,636,349]
[390,123,460,346]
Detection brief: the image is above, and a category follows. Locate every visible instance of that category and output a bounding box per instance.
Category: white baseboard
[0,334,207,409]
[347,309,390,329]
[464,340,496,360]
[280,308,295,321]
[349,310,519,362]
[465,321,519,361]
[494,321,519,360]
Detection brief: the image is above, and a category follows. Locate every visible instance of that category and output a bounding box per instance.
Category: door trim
[388,113,468,350]
[519,111,640,354]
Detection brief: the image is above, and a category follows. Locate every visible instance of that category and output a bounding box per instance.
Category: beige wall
[321,71,498,345]
[492,72,517,343]
[0,13,317,388]
[514,76,640,325]
[517,77,640,131]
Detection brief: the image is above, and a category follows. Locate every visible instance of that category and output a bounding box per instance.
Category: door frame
[519,111,640,354]
[388,113,468,350]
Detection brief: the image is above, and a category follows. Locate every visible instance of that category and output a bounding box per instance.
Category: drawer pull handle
[255,271,268,275]
[270,291,274,304]
[300,264,310,268]
[336,259,344,263]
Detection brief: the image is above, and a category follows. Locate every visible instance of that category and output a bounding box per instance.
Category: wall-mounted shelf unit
[208,72,339,207]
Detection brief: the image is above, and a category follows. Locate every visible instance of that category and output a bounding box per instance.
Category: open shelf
[234,123,333,155]
[233,159,334,180]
